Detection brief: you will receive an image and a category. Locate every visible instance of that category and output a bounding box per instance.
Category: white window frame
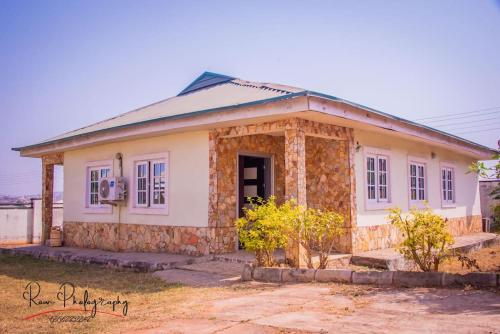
[363,147,392,210]
[84,160,113,214]
[129,152,169,215]
[408,156,428,207]
[135,161,149,208]
[440,162,456,208]
[150,159,167,209]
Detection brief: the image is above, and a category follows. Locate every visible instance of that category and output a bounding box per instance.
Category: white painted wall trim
[83,159,114,214]
[440,161,457,208]
[308,96,493,159]
[19,97,309,157]
[407,155,429,208]
[363,146,393,211]
[128,152,170,215]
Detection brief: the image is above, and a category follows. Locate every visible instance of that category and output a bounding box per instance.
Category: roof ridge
[178,71,235,96]
[229,79,293,95]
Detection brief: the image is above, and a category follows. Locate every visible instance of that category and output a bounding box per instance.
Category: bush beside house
[236,197,344,269]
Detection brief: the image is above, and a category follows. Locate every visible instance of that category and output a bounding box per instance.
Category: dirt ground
[441,245,500,274]
[1,254,499,334]
[135,283,500,334]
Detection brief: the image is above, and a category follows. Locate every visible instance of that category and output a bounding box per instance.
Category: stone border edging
[242,265,500,289]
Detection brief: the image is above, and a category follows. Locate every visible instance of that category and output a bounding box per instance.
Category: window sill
[365,202,393,211]
[441,203,456,209]
[83,207,113,214]
[129,207,169,215]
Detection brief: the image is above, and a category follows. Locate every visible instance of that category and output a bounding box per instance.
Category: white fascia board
[19,96,309,157]
[308,96,494,160]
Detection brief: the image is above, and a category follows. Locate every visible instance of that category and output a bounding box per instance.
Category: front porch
[208,118,357,264]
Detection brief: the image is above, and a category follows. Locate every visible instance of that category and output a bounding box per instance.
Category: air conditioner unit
[99,177,127,202]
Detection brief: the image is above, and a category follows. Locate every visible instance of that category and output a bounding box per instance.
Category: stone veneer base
[63,221,237,256]
[63,215,482,256]
[352,215,483,253]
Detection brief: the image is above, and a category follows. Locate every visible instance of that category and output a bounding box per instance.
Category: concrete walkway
[352,232,499,270]
[153,261,244,287]
[0,244,210,271]
[132,283,500,333]
[0,244,249,286]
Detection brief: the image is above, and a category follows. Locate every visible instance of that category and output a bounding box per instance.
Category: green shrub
[237,196,344,268]
[236,196,299,266]
[301,208,344,269]
[388,206,454,272]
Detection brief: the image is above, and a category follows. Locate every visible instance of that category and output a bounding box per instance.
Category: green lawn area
[0,254,239,333]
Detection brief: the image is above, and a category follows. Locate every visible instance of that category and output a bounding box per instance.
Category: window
[409,162,426,202]
[136,162,148,207]
[86,162,112,210]
[151,161,166,207]
[133,156,168,211]
[441,166,455,205]
[366,154,389,203]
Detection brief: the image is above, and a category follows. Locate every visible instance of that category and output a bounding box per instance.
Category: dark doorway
[238,155,272,218]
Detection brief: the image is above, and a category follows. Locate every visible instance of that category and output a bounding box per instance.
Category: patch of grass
[0,254,237,333]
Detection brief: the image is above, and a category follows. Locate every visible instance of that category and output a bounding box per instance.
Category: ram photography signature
[22,281,129,323]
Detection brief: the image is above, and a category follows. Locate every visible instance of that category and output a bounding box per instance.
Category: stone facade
[215,134,286,227]
[447,215,482,236]
[42,153,64,244]
[352,224,402,253]
[208,118,355,260]
[305,136,353,253]
[352,215,484,253]
[63,221,237,255]
[305,136,351,215]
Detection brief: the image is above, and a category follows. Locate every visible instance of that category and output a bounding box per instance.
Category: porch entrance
[237,154,272,218]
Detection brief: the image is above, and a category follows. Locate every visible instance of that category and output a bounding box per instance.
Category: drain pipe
[115,153,123,252]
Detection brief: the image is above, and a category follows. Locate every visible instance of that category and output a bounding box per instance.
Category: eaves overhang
[13,90,497,159]
[12,92,308,155]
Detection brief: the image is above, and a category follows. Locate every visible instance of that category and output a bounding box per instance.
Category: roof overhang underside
[14,93,495,160]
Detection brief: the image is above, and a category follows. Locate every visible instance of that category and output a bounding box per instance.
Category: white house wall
[63,130,209,228]
[354,128,481,227]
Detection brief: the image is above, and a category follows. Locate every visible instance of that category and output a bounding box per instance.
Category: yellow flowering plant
[388,205,454,272]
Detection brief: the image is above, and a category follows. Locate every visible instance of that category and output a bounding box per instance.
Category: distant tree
[469,152,500,225]
[469,152,500,200]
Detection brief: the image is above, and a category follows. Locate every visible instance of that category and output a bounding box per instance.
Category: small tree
[236,196,297,266]
[286,207,344,269]
[388,206,454,272]
[301,209,344,269]
[468,153,500,200]
[469,153,500,231]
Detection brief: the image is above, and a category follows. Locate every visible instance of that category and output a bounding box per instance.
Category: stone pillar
[284,127,308,267]
[41,157,55,245]
[41,153,63,245]
[346,129,357,253]
[208,130,219,228]
[347,129,357,229]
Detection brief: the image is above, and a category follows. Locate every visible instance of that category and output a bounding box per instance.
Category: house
[13,72,495,265]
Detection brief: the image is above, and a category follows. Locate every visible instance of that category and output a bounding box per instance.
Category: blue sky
[0,0,499,196]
